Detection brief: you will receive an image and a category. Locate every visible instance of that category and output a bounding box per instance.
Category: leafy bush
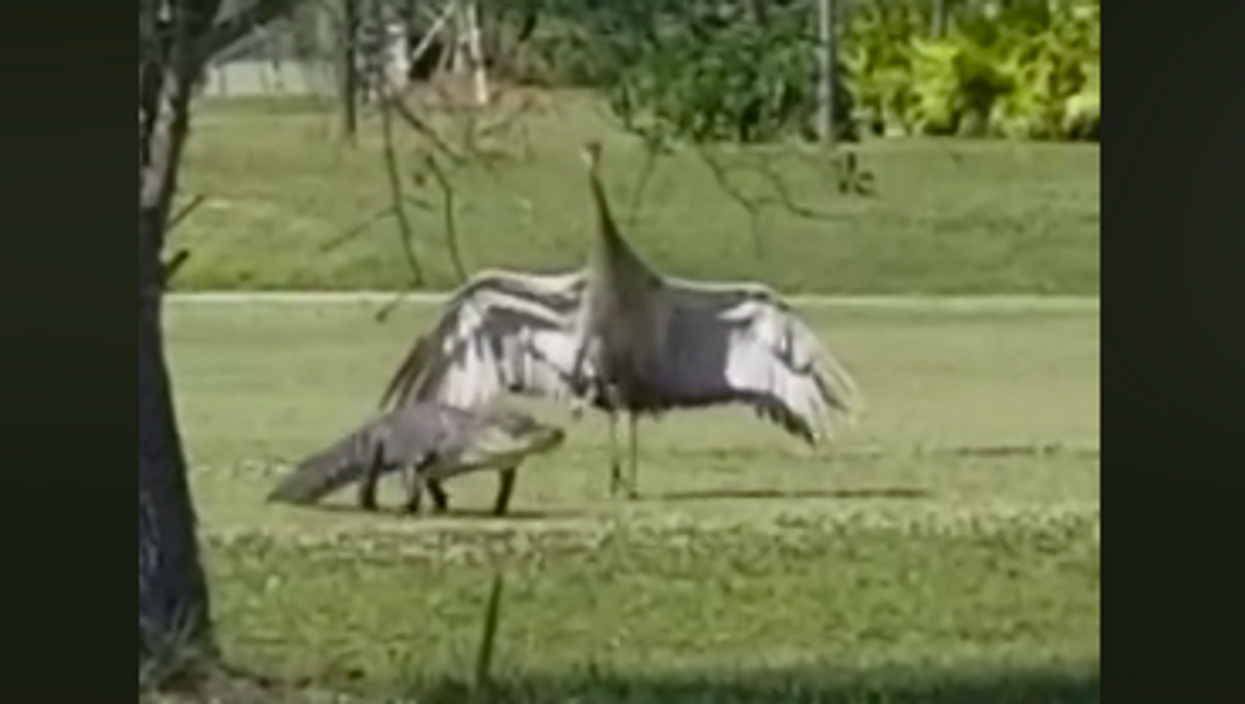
[844,0,1099,140]
[515,0,1097,143]
[607,7,853,145]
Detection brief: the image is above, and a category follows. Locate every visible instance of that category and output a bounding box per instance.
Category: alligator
[265,402,565,516]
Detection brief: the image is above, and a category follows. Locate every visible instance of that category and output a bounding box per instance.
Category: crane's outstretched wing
[654,281,863,444]
[380,269,590,412]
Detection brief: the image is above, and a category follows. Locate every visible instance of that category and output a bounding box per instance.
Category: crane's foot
[609,470,630,499]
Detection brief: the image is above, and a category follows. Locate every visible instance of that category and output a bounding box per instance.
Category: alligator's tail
[266,420,385,505]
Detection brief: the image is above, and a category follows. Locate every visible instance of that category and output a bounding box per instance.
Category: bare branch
[161,249,192,286]
[379,96,426,287]
[693,144,767,257]
[320,204,396,254]
[389,98,467,165]
[196,0,301,65]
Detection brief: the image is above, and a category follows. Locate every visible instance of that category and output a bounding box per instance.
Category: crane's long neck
[585,156,657,288]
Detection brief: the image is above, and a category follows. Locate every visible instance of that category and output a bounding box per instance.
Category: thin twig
[626,141,661,230]
[320,204,395,254]
[694,144,767,257]
[424,153,468,285]
[373,289,410,323]
[745,155,841,217]
[161,249,192,286]
[404,194,434,212]
[167,194,207,234]
[380,94,425,287]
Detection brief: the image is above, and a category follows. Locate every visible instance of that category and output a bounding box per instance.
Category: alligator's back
[266,402,563,506]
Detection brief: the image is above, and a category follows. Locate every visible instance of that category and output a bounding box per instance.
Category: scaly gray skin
[265,402,565,516]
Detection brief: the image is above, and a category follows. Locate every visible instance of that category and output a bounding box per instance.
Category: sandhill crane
[380,142,862,498]
[266,402,565,516]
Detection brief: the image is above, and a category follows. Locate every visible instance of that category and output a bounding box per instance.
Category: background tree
[139,0,302,681]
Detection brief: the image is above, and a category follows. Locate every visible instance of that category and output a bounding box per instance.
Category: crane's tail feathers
[266,429,380,505]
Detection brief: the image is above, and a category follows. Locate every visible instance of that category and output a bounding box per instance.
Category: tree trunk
[342,0,360,138]
[139,210,213,670]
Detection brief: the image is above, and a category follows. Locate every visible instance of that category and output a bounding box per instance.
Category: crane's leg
[626,411,640,500]
[492,464,519,516]
[608,410,624,498]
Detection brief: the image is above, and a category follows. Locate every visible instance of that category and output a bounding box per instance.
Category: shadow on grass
[187,661,1099,704]
[648,486,932,503]
[403,662,1099,704]
[300,503,583,521]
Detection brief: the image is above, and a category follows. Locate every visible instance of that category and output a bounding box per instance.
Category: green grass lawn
[174,92,1100,295]
[169,297,1100,703]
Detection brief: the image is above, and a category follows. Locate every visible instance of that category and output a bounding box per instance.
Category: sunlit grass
[170,298,1099,701]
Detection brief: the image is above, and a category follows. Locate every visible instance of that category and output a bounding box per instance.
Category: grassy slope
[175,93,1100,295]
[171,299,1100,702]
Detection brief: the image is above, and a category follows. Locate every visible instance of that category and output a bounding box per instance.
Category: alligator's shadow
[305,502,579,521]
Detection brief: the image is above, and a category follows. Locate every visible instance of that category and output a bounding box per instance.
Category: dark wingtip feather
[379,332,432,410]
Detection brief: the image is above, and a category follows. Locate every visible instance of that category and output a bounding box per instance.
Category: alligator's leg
[425,478,450,514]
[357,446,385,511]
[402,455,449,516]
[400,466,426,516]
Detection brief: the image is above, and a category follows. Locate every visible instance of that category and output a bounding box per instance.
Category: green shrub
[843,0,1099,141]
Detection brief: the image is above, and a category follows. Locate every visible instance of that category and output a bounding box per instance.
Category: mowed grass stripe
[176,93,1098,295]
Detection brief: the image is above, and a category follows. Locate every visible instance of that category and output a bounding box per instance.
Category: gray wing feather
[655,282,862,443]
[382,270,588,412]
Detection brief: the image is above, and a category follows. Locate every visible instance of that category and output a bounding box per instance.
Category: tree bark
[139,210,213,669]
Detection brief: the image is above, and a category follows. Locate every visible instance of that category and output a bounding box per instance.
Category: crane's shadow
[642,486,932,503]
[281,485,931,519]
